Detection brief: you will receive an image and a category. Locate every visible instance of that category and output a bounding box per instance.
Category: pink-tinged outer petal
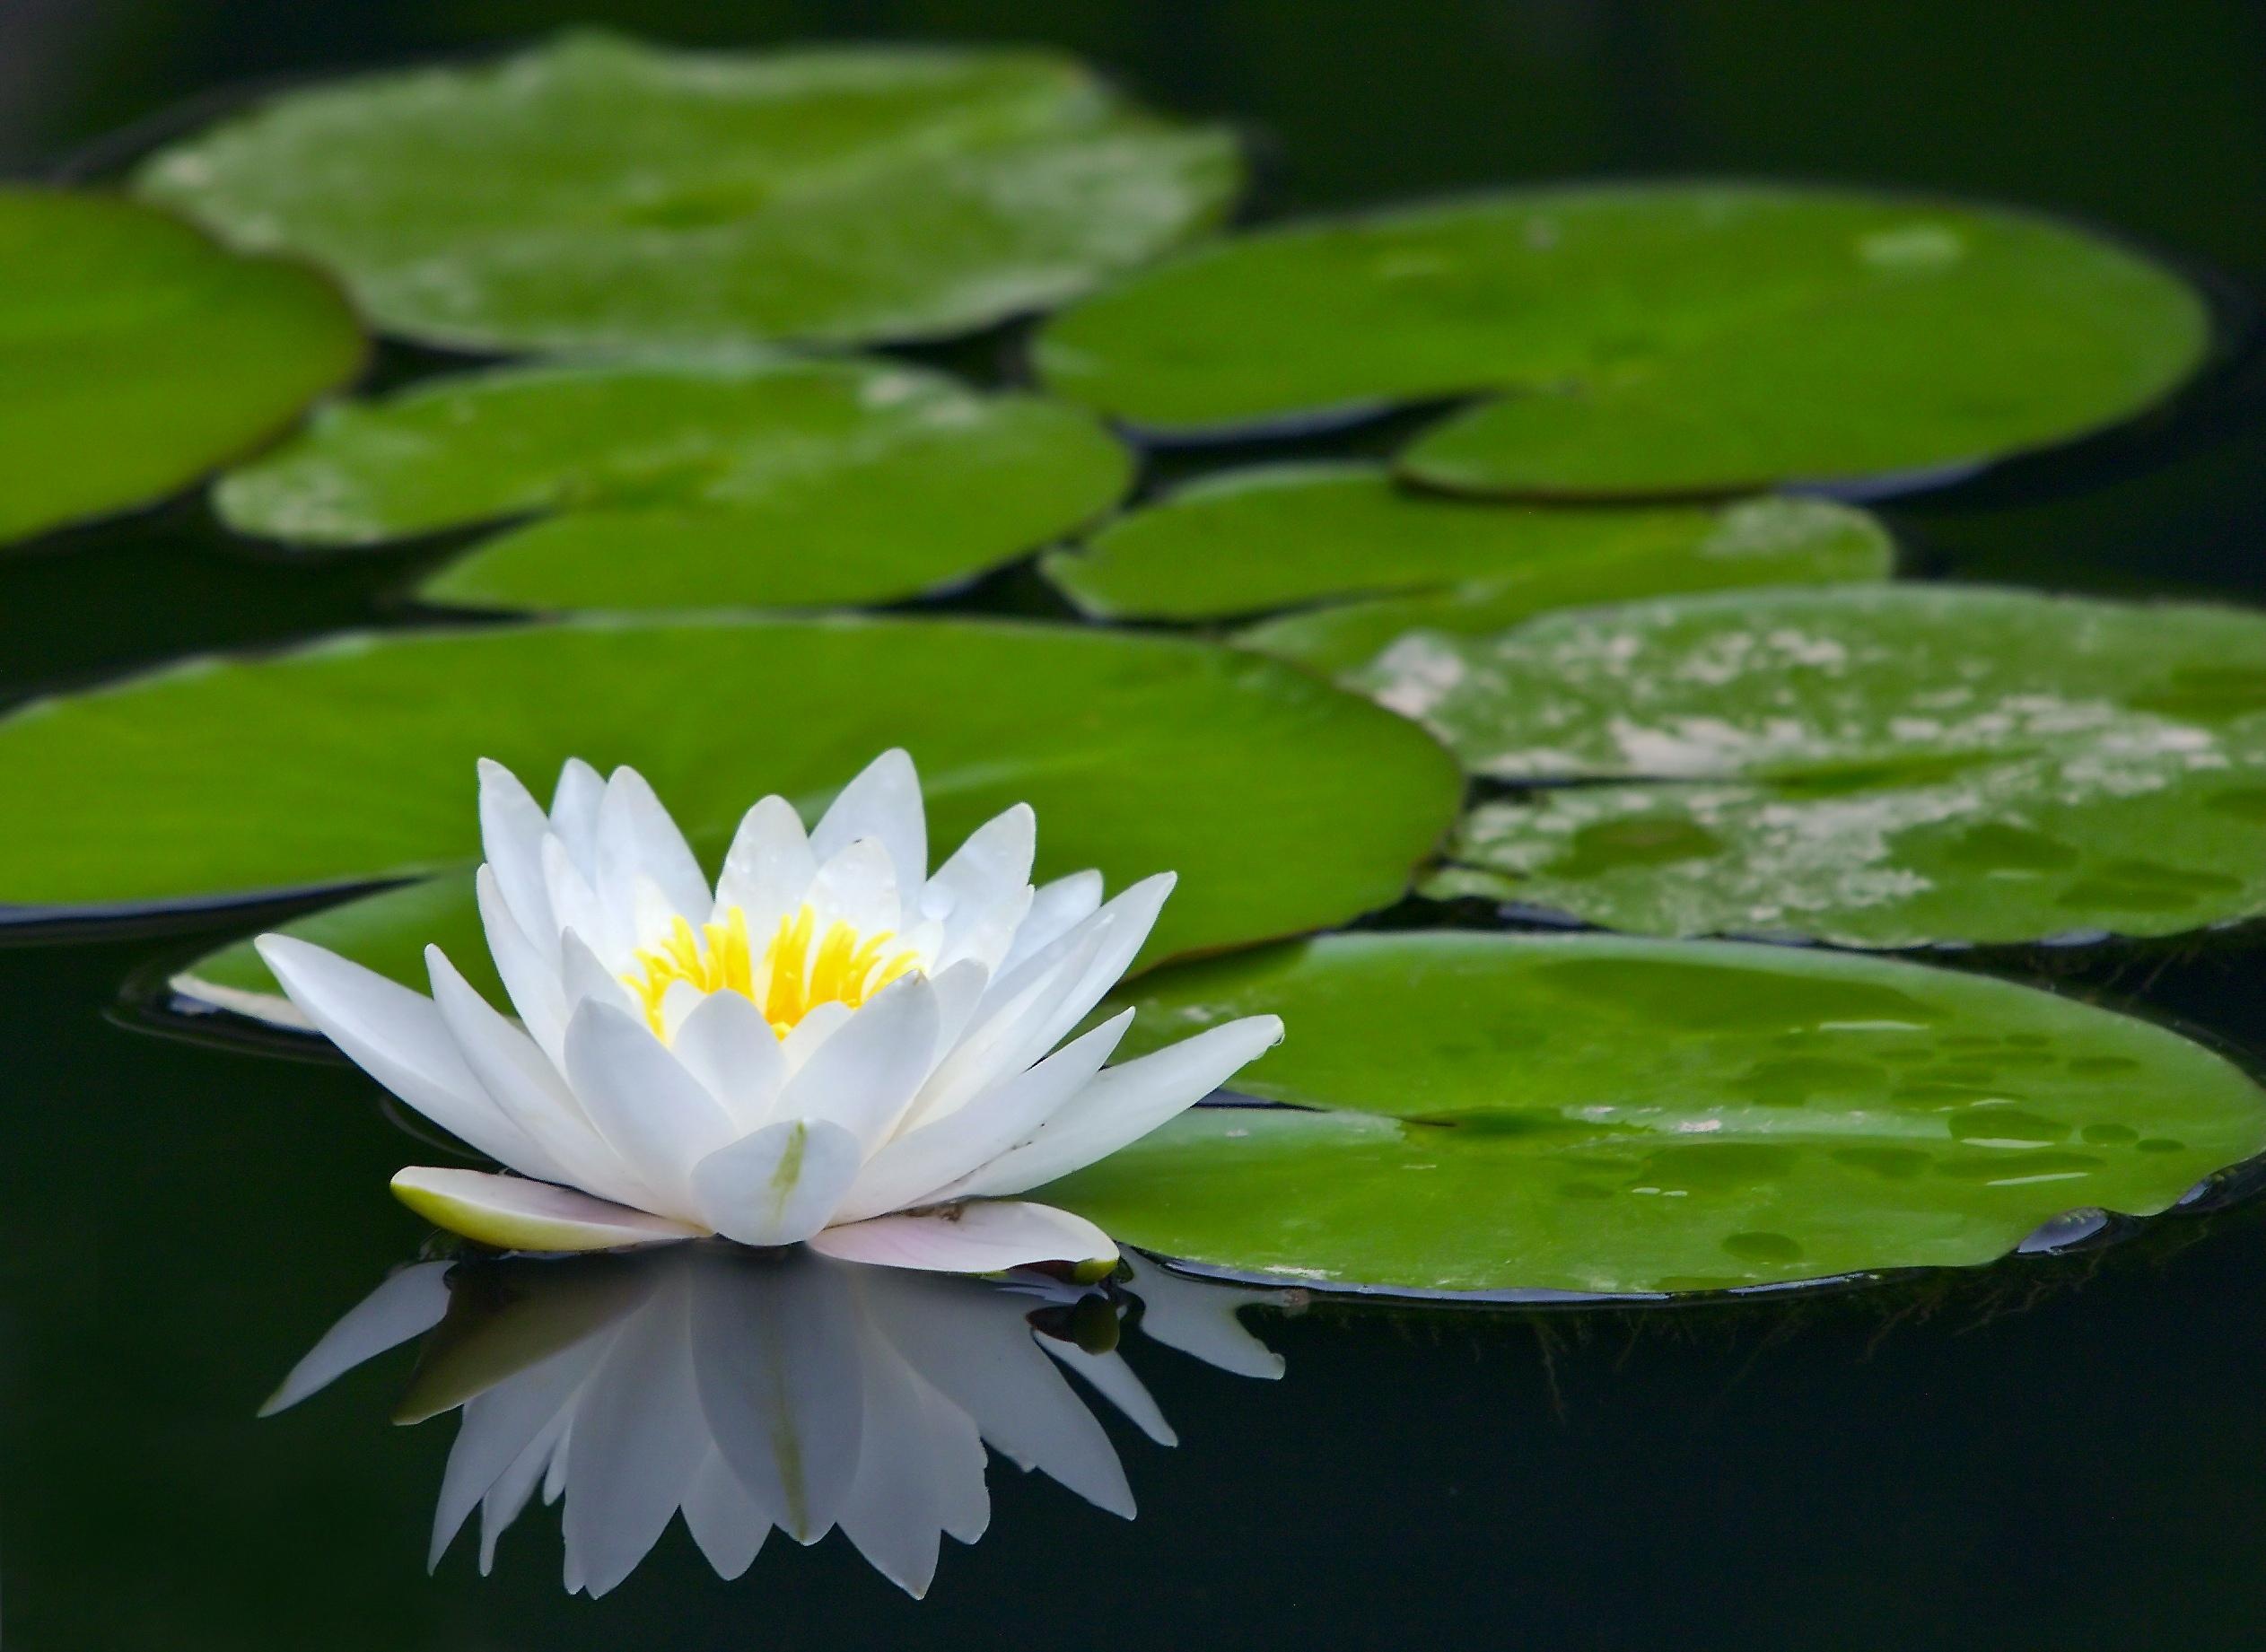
[809,1201,1117,1276]
[391,1167,704,1252]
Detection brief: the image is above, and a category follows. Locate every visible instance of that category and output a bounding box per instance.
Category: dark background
[5,4,2266,1648]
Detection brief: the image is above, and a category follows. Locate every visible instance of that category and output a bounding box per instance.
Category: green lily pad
[1039,932,2266,1295]
[0,616,1458,1010]
[0,188,363,547]
[1035,186,2209,496]
[136,33,1242,354]
[1360,585,2266,946]
[1040,462,1890,674]
[214,357,1130,611]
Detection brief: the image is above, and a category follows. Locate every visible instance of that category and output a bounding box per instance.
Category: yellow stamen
[622,902,918,1040]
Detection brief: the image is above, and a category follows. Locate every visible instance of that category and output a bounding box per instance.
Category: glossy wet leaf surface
[0,188,363,548]
[1041,933,2266,1294]
[1036,186,2209,495]
[1366,585,2266,945]
[216,357,1130,611]
[0,616,1460,1008]
[1041,462,1890,676]
[136,32,1242,354]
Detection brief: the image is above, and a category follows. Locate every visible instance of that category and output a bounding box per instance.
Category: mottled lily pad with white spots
[0,188,363,546]
[0,616,1458,1013]
[1362,585,2266,946]
[1035,186,2209,496]
[215,357,1129,611]
[1038,933,2266,1295]
[136,32,1242,354]
[1039,462,1888,673]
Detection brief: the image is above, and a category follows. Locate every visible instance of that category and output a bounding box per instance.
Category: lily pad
[215,357,1131,611]
[1360,585,2266,946]
[0,616,1458,1010]
[0,188,363,547]
[136,33,1242,354]
[1039,932,2266,1295]
[1035,186,2209,496]
[1040,462,1890,672]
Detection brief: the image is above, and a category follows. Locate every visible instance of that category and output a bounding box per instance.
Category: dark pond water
[8,3,2266,1646]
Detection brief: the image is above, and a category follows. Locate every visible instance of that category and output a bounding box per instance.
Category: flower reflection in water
[263,1245,1290,1597]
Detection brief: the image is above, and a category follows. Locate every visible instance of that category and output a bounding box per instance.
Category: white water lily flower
[256,750,1282,1276]
[265,1247,1288,1597]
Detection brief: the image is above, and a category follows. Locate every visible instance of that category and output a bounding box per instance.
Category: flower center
[622,903,920,1040]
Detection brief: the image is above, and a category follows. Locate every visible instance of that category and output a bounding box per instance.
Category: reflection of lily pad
[216,358,1130,611]
[0,188,363,547]
[1040,933,2266,1295]
[1040,462,1890,672]
[136,33,1242,354]
[1036,186,2209,496]
[1361,585,2266,946]
[0,616,1459,1008]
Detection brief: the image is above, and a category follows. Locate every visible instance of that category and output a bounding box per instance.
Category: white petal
[949,1014,1283,1198]
[681,1453,771,1580]
[558,929,639,1021]
[391,1167,704,1252]
[564,1001,739,1211]
[427,947,648,1208]
[865,1270,1134,1518]
[808,836,903,939]
[560,1268,711,1597]
[687,1118,862,1246]
[260,1261,454,1416]
[544,835,621,964]
[928,957,992,1053]
[904,912,1114,1131]
[776,999,853,1074]
[596,765,711,934]
[688,1250,865,1543]
[834,1010,1132,1224]
[923,803,1034,923]
[547,756,606,871]
[772,974,940,1151]
[477,759,556,945]
[932,884,1033,978]
[1121,1254,1288,1381]
[836,1323,985,1598]
[1040,1341,1176,1446]
[255,935,547,1178]
[669,988,787,1131]
[809,1201,1117,1275]
[434,1341,604,1570]
[713,794,818,929]
[809,748,926,896]
[999,870,1102,976]
[475,864,565,1054]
